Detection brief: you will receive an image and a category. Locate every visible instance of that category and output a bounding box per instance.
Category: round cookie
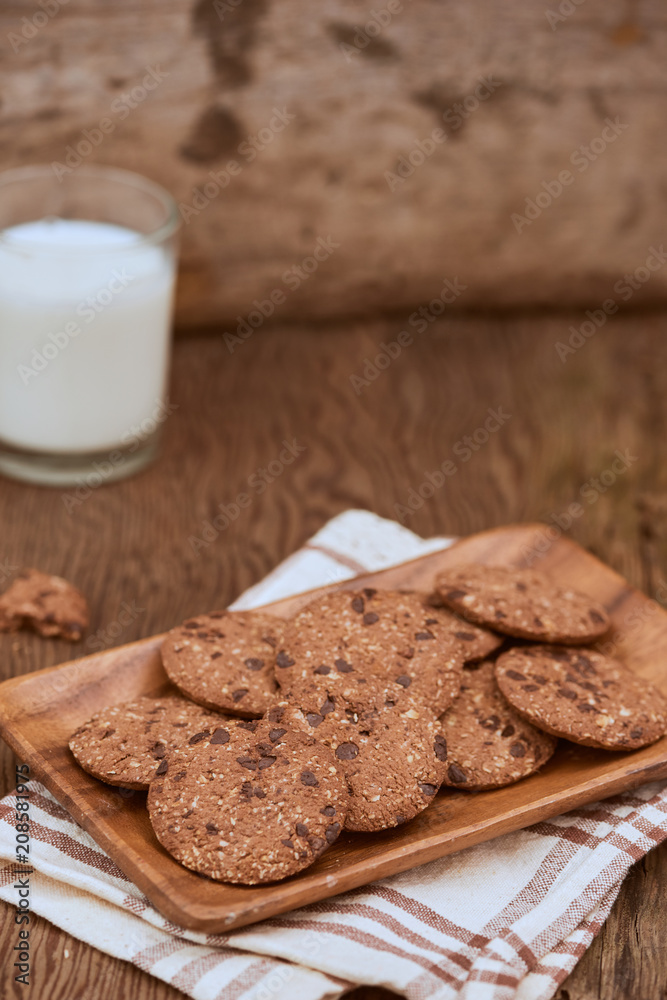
[439,660,557,790]
[161,610,284,717]
[272,677,448,831]
[275,588,472,715]
[147,718,348,884]
[495,645,667,750]
[436,564,610,644]
[69,696,231,789]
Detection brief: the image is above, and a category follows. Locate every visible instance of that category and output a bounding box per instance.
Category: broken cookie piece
[0,568,89,641]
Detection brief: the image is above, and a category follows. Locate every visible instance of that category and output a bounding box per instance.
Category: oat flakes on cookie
[272,676,448,831]
[0,568,88,641]
[147,718,348,884]
[439,659,557,790]
[161,610,283,717]
[436,564,610,644]
[275,588,472,715]
[495,645,667,750]
[69,696,231,789]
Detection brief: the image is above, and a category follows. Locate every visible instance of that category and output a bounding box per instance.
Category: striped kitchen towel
[1,509,666,1000]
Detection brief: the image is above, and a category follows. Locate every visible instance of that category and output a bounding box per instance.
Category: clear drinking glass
[0,164,180,487]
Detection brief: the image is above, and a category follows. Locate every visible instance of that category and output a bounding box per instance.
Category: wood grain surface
[1,311,667,995]
[2,1,666,324]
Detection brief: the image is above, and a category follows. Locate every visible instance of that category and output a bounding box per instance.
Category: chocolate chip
[281,838,294,849]
[197,630,209,639]
[630,728,644,739]
[188,731,210,745]
[305,713,323,728]
[495,610,507,620]
[258,756,276,769]
[210,727,230,745]
[363,588,377,599]
[589,610,605,624]
[433,738,447,761]
[447,764,467,783]
[501,724,515,738]
[363,612,379,625]
[446,589,467,600]
[321,805,336,816]
[522,684,540,692]
[335,742,359,760]
[155,760,168,776]
[205,822,218,834]
[533,675,548,685]
[101,728,115,739]
[276,651,295,668]
[262,634,277,647]
[516,582,527,592]
[455,631,476,641]
[398,647,415,659]
[419,782,437,796]
[295,823,309,837]
[510,742,526,757]
[506,670,526,681]
[300,770,319,786]
[309,835,326,852]
[236,720,258,732]
[481,714,501,730]
[325,822,341,843]
[254,788,266,798]
[267,706,285,723]
[351,596,365,613]
[232,689,248,702]
[314,664,331,675]
[557,687,578,701]
[320,698,335,716]
[269,728,286,742]
[152,744,167,759]
[415,631,434,641]
[335,658,354,673]
[237,757,257,770]
[210,651,222,660]
[244,657,264,671]
[395,674,412,688]
[174,771,187,781]
[425,618,438,626]
[578,703,596,713]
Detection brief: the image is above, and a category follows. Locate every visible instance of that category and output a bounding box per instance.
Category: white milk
[0,218,175,453]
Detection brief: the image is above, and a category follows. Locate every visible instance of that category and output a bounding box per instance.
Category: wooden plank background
[0,312,667,997]
[2,1,667,325]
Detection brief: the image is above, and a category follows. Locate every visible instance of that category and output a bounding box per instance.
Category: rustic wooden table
[1,314,666,999]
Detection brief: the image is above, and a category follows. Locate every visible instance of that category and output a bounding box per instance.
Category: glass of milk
[0,164,180,486]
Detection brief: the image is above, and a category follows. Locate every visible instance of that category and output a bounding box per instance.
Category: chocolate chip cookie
[0,568,88,641]
[272,677,448,831]
[495,645,667,750]
[161,611,283,717]
[439,660,557,789]
[69,696,230,789]
[275,589,472,714]
[436,565,610,644]
[147,718,348,883]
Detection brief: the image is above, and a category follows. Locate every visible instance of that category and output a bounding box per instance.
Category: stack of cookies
[68,564,667,885]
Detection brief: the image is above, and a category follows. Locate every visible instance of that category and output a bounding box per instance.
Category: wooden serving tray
[1,523,667,933]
